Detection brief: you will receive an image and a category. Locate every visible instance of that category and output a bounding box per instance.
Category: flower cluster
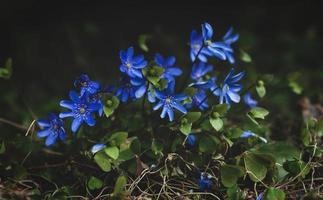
[36,22,247,148]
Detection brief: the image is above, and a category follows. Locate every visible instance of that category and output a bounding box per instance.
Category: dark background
[1,0,323,120]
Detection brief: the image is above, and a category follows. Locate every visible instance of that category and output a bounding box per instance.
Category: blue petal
[227,90,240,103]
[45,133,58,146]
[172,102,187,114]
[60,100,74,109]
[154,90,166,100]
[59,128,66,141]
[166,68,182,76]
[91,143,106,154]
[160,105,168,119]
[135,85,146,98]
[59,112,74,119]
[240,131,255,138]
[127,47,134,61]
[154,54,164,66]
[173,94,187,101]
[167,108,174,121]
[202,22,213,40]
[132,55,145,64]
[88,103,101,112]
[37,128,51,137]
[71,118,83,133]
[153,101,164,110]
[37,119,50,128]
[85,115,96,126]
[119,50,127,62]
[69,91,81,103]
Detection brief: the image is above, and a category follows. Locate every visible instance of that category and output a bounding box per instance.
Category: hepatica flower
[91,143,106,154]
[74,74,101,95]
[256,192,264,200]
[241,131,267,143]
[190,30,207,62]
[154,54,182,82]
[115,76,137,102]
[199,173,212,191]
[211,68,245,105]
[244,92,258,108]
[222,27,239,64]
[201,23,233,61]
[119,47,147,78]
[191,62,213,82]
[37,113,65,146]
[187,133,197,146]
[130,76,148,98]
[153,83,188,121]
[59,91,101,133]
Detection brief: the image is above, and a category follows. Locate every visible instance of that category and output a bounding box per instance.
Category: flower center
[79,107,86,114]
[206,40,212,46]
[126,63,132,68]
[81,81,87,86]
[165,98,171,104]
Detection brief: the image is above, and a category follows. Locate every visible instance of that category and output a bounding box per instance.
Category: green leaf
[109,131,128,146]
[142,65,165,86]
[138,34,151,52]
[263,187,285,200]
[179,122,192,135]
[256,142,300,165]
[283,159,310,178]
[0,141,5,154]
[249,107,269,119]
[240,49,252,63]
[88,176,103,190]
[103,96,120,117]
[212,104,228,116]
[244,152,275,182]
[199,135,219,153]
[113,176,127,196]
[104,146,119,160]
[210,117,223,131]
[220,164,245,187]
[185,112,201,123]
[0,58,13,79]
[118,149,134,161]
[151,139,163,155]
[94,152,111,172]
[256,80,266,98]
[226,184,246,200]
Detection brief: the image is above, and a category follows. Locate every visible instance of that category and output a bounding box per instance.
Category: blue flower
[74,74,101,95]
[37,113,66,146]
[119,47,147,78]
[199,173,212,191]
[201,23,232,61]
[153,82,188,121]
[115,76,137,103]
[222,27,239,64]
[256,192,264,200]
[191,62,213,82]
[190,23,233,63]
[91,143,106,154]
[240,130,255,138]
[187,134,197,146]
[240,131,268,143]
[186,90,209,111]
[59,91,101,133]
[211,68,245,105]
[243,92,258,108]
[155,54,182,82]
[130,76,148,99]
[90,93,104,116]
[190,30,207,62]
